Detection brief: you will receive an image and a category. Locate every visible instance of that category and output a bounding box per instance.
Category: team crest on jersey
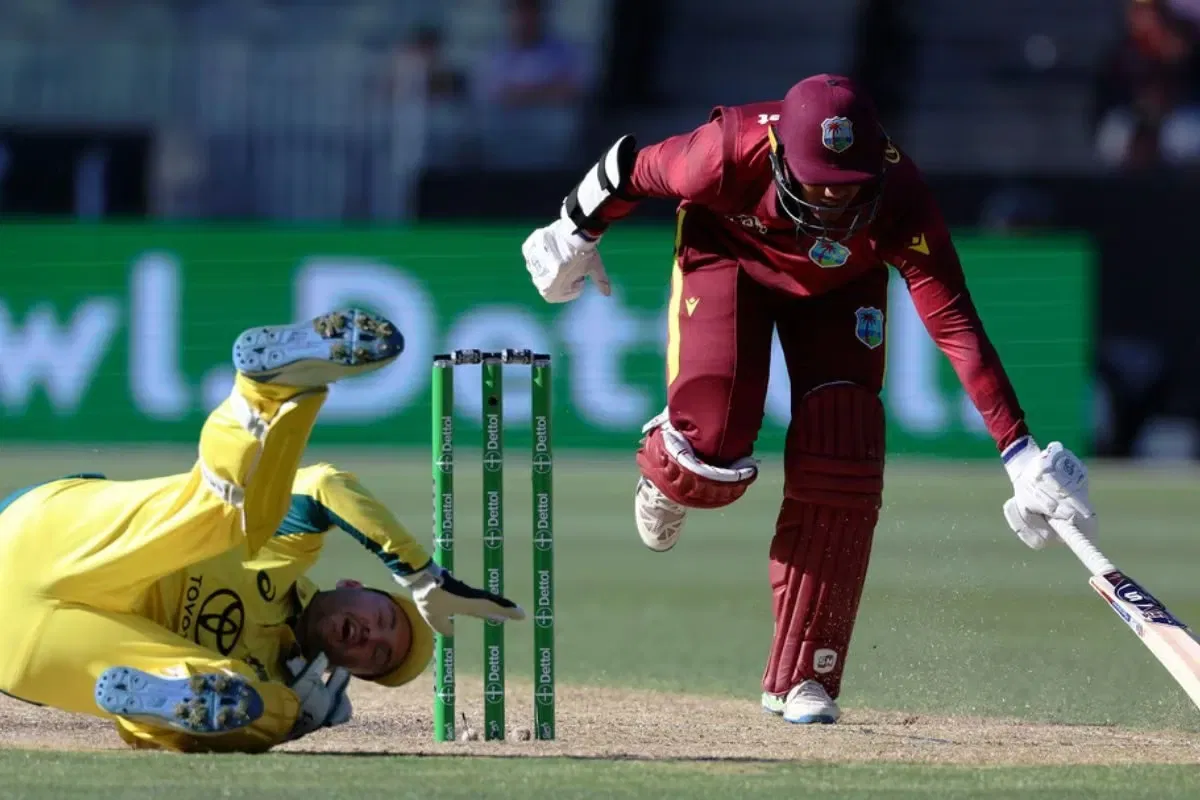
[808,239,850,268]
[855,307,885,350]
[821,116,854,153]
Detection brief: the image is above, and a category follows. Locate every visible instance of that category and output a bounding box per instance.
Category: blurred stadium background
[1,0,1198,461]
[7,0,1200,757]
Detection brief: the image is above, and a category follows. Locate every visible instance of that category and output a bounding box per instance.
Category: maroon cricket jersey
[597,101,1030,451]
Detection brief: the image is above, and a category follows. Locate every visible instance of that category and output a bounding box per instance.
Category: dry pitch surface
[0,675,1196,765]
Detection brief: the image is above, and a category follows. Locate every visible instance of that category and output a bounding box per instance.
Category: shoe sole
[95,666,264,735]
[763,691,840,724]
[232,308,405,388]
[642,535,679,553]
[763,704,839,724]
[783,712,840,724]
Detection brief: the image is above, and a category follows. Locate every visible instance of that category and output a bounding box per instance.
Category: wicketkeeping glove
[283,653,353,742]
[1002,437,1098,550]
[394,561,526,636]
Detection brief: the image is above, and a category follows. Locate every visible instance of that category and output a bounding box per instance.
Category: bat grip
[1049,518,1115,577]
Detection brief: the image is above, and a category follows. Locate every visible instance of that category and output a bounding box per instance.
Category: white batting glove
[283,653,352,742]
[1002,437,1097,550]
[521,216,612,303]
[395,562,526,637]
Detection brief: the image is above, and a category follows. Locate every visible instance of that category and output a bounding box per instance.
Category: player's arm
[522,119,726,303]
[877,185,1028,454]
[286,464,431,577]
[568,119,726,237]
[878,167,1097,551]
[288,465,525,636]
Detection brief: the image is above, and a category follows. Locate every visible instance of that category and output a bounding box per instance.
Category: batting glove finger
[588,258,612,297]
[1003,497,1056,550]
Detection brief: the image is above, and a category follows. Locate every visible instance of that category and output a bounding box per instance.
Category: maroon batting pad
[762,384,885,699]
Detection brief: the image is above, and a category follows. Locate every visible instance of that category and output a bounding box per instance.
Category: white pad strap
[196,390,306,536]
[644,408,758,483]
[199,459,245,508]
[228,392,269,441]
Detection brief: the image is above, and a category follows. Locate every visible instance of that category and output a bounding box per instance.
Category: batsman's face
[800,183,862,218]
[301,584,412,678]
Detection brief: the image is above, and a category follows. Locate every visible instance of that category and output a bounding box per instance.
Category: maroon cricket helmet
[768,74,892,241]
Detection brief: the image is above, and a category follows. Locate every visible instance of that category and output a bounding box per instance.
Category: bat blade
[1087,570,1200,711]
[1048,517,1200,711]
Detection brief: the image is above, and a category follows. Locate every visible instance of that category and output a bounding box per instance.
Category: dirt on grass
[0,674,1196,765]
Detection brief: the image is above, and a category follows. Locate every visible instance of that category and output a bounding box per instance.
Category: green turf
[2,447,1198,796]
[2,751,1197,800]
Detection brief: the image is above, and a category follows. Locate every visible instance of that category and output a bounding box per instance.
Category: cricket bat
[1050,518,1200,711]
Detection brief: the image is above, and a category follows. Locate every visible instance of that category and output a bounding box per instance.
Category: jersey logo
[685,297,700,317]
[821,117,854,153]
[257,569,277,602]
[908,234,930,255]
[194,589,246,656]
[884,141,901,164]
[729,214,768,235]
[809,239,851,268]
[855,307,885,350]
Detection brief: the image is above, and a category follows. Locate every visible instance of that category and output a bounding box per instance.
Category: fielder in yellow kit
[0,308,525,753]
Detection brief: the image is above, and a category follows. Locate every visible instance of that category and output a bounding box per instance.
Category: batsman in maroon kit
[522,75,1097,723]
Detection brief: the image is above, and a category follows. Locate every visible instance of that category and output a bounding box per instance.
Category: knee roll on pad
[636,413,758,509]
[784,382,885,509]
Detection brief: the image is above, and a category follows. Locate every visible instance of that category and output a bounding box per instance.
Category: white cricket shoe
[232,308,404,389]
[761,680,841,724]
[634,476,688,552]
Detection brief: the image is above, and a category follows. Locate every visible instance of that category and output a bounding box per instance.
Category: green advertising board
[0,224,1091,457]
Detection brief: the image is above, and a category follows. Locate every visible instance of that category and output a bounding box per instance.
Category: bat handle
[1048,517,1115,577]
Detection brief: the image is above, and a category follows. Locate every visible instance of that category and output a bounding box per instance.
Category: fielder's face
[299,582,412,678]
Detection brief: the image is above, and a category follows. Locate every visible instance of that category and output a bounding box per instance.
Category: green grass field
[1,446,1198,797]
[4,751,1198,800]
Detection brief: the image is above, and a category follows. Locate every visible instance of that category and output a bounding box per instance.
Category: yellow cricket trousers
[0,375,326,752]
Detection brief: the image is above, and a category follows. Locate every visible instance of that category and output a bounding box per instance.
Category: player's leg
[220,308,406,551]
[760,271,888,723]
[635,234,774,551]
[0,309,406,611]
[3,602,299,753]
